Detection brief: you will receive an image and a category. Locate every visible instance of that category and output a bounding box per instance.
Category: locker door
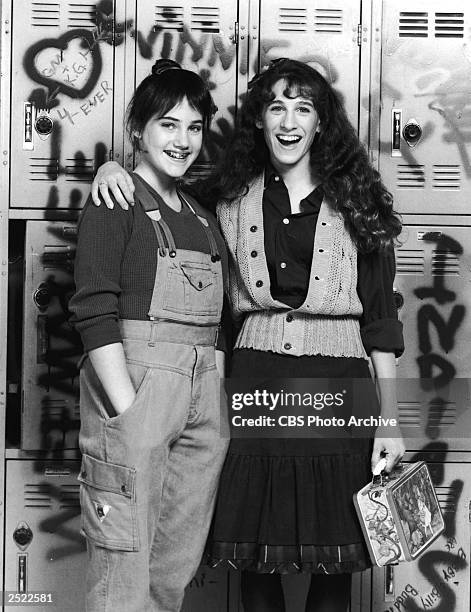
[132,0,239,180]
[371,461,471,612]
[10,0,118,208]
[394,225,471,450]
[22,221,81,450]
[4,460,86,612]
[378,0,471,215]
[257,0,362,127]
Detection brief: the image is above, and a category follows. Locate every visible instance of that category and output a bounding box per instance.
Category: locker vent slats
[314,8,343,33]
[396,165,425,189]
[65,158,94,182]
[399,402,458,428]
[29,158,59,181]
[24,484,52,509]
[31,2,61,28]
[396,249,425,275]
[191,6,220,32]
[278,7,307,32]
[427,401,457,426]
[433,165,461,190]
[60,484,80,509]
[398,402,421,427]
[435,12,464,38]
[399,12,429,37]
[67,4,97,29]
[155,5,184,31]
[435,486,458,512]
[42,246,75,269]
[432,250,460,276]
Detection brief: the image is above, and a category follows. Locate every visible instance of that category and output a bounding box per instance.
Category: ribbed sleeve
[69,196,133,352]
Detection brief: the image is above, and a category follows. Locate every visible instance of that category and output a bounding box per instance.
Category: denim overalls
[78,177,228,612]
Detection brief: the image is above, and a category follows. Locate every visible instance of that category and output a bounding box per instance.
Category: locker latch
[392,109,402,157]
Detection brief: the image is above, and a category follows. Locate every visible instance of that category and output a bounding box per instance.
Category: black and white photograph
[0,1,470,611]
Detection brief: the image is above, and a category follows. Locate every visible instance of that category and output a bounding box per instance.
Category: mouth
[276,134,302,147]
[164,150,191,161]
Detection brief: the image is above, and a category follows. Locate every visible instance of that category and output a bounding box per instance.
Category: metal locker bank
[0,0,470,610]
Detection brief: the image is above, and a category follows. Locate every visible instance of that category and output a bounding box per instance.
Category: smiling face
[137,97,203,186]
[257,79,321,173]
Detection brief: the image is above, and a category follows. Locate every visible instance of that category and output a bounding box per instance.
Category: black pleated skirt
[207,348,379,574]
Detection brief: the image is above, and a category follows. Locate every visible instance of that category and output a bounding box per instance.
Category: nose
[174,127,190,148]
[280,109,296,130]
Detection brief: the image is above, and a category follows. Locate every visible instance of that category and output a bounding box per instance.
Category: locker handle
[18,554,27,593]
[391,109,402,157]
[37,315,49,364]
[385,564,395,600]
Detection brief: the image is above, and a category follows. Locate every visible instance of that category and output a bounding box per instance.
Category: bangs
[261,75,321,107]
[126,69,215,142]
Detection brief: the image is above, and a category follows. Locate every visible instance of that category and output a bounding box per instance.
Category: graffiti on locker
[24,29,103,102]
[23,1,126,111]
[36,228,81,450]
[414,233,465,417]
[30,479,85,562]
[424,71,471,177]
[381,550,467,611]
[384,230,469,611]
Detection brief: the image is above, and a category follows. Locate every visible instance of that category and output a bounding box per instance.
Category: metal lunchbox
[353,461,445,566]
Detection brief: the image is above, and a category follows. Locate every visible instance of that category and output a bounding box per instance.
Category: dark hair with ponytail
[126,59,216,149]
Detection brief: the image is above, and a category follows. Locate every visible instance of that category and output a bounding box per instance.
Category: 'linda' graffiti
[382,231,468,611]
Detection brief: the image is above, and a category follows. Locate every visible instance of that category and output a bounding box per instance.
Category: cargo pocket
[78,453,139,552]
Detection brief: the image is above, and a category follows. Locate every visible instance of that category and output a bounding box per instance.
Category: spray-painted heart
[23,30,103,101]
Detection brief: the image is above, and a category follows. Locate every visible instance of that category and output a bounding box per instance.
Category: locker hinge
[108,149,113,161]
[357,23,362,46]
[469,500,471,523]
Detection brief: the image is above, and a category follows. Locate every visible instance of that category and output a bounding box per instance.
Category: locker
[377,0,471,215]
[371,461,471,612]
[4,460,86,611]
[3,460,233,611]
[130,0,240,181]
[9,0,118,208]
[22,221,81,450]
[257,0,362,127]
[394,224,471,450]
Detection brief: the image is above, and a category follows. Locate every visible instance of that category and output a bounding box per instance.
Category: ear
[255,118,263,130]
[315,122,321,134]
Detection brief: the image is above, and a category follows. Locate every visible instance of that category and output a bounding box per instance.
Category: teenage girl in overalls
[70,59,228,612]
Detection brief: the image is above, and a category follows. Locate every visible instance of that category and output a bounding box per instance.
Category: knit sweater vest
[217,174,367,358]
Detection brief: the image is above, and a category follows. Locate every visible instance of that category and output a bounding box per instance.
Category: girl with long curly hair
[91,58,405,612]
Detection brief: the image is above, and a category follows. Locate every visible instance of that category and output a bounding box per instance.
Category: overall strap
[133,175,177,255]
[178,191,220,261]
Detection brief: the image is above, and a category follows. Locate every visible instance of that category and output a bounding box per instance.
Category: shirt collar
[264,164,324,213]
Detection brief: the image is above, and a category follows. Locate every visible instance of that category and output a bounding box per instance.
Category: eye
[160,121,176,130]
[189,124,203,133]
[296,105,312,114]
[268,104,284,113]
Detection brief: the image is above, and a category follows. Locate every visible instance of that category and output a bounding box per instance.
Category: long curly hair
[203,58,401,253]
